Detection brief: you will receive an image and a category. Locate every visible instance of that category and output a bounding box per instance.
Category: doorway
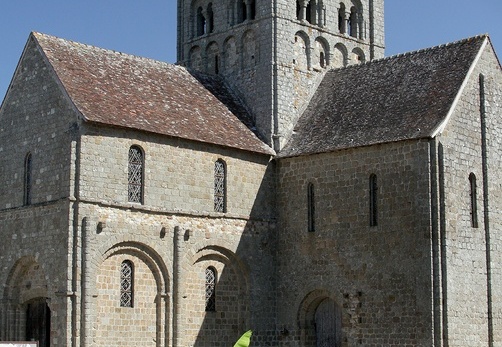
[315,298,341,347]
[26,298,50,347]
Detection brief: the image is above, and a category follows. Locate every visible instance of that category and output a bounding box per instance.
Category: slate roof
[31,32,273,155]
[279,35,489,158]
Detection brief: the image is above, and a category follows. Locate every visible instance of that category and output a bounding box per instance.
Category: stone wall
[483,42,502,347]
[276,140,434,346]
[0,201,71,346]
[93,252,160,346]
[435,41,502,346]
[0,38,78,346]
[73,124,277,346]
[0,36,278,347]
[79,124,274,219]
[76,202,276,347]
[0,36,75,209]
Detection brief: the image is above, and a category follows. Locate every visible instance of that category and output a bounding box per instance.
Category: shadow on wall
[186,160,277,347]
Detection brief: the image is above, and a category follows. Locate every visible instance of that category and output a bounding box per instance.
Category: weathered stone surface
[1,1,502,347]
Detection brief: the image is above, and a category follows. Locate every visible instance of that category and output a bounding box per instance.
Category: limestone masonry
[1,0,501,346]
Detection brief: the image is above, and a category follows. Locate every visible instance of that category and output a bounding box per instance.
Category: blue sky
[1,0,501,100]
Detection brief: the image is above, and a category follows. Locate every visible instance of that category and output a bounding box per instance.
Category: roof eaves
[430,36,488,138]
[85,118,275,156]
[277,136,431,159]
[486,35,502,69]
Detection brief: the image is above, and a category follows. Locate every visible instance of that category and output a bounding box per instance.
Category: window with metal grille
[469,173,479,228]
[307,182,315,232]
[205,267,216,311]
[214,159,226,212]
[369,174,378,227]
[24,153,32,205]
[128,146,144,203]
[120,260,134,307]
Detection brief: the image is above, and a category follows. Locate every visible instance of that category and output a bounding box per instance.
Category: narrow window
[249,0,256,20]
[205,267,217,311]
[469,173,478,228]
[320,51,325,68]
[237,0,247,23]
[338,3,346,33]
[24,153,32,205]
[207,3,214,33]
[369,174,378,226]
[309,0,319,25]
[128,145,144,204]
[306,1,313,23]
[214,55,219,74]
[349,7,358,38]
[120,260,134,307]
[307,182,315,232]
[197,7,206,36]
[296,0,302,20]
[214,159,227,212]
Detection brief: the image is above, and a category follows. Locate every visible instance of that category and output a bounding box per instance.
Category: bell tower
[177,0,385,150]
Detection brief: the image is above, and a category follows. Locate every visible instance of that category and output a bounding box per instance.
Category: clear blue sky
[1,1,501,101]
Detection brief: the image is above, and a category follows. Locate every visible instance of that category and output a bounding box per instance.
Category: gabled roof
[279,35,489,158]
[31,32,273,155]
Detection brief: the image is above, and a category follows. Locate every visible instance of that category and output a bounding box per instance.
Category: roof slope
[279,35,487,158]
[32,32,273,155]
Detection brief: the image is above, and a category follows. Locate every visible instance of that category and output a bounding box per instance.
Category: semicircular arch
[242,29,258,68]
[297,289,343,347]
[189,45,203,70]
[333,42,348,68]
[89,235,171,295]
[223,35,238,74]
[188,243,251,342]
[3,255,50,304]
[190,244,250,283]
[294,30,311,69]
[314,36,330,68]
[351,47,366,64]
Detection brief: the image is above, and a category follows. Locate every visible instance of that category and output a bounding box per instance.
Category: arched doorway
[2,257,51,344]
[26,298,51,347]
[314,298,341,347]
[299,291,342,347]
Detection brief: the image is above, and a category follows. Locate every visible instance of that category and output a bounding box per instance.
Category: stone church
[1,0,501,346]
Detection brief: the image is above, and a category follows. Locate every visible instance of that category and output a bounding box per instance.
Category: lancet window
[369,174,378,226]
[307,182,315,232]
[128,145,144,204]
[205,267,217,311]
[120,260,134,307]
[469,173,478,228]
[24,152,32,205]
[214,159,227,212]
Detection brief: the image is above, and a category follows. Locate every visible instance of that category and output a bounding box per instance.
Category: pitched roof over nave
[12,32,500,160]
[27,32,273,155]
[280,35,498,158]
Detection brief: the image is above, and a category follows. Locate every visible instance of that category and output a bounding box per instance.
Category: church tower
[177,0,385,150]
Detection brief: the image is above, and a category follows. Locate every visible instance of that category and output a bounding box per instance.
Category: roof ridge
[382,34,488,61]
[32,31,179,69]
[327,34,488,73]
